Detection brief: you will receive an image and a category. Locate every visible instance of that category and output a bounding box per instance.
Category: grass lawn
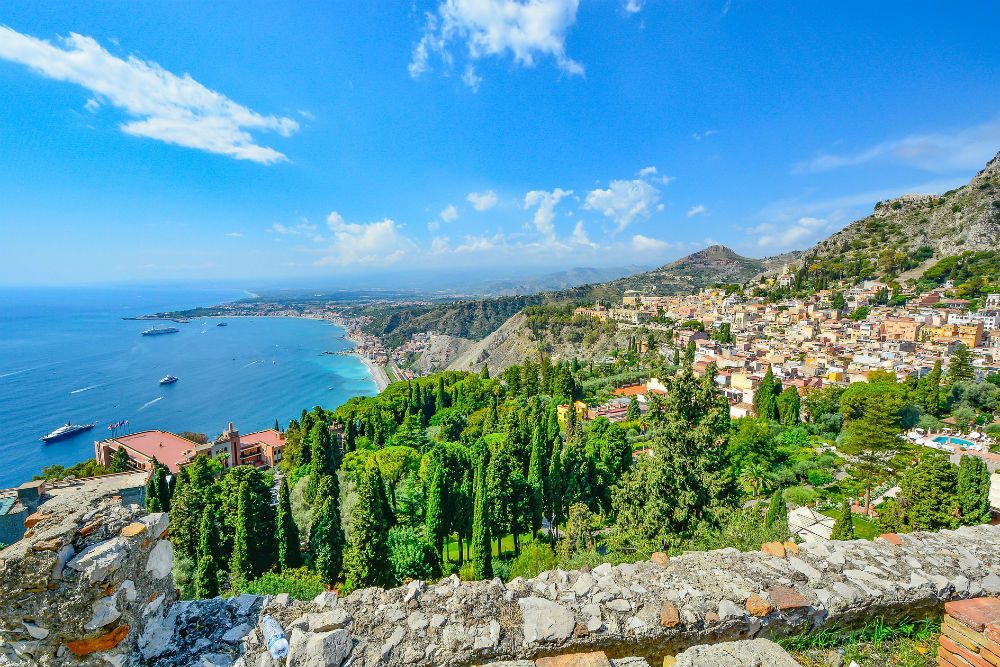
[441,532,531,562]
[819,509,879,540]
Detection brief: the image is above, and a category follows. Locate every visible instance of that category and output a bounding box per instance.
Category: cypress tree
[527,429,545,537]
[342,469,393,591]
[626,397,641,422]
[829,496,856,540]
[145,458,163,512]
[923,360,942,414]
[472,460,492,579]
[195,506,220,598]
[764,489,787,532]
[754,367,778,421]
[776,387,801,426]
[425,464,446,561]
[435,375,447,412]
[957,456,991,525]
[306,423,333,502]
[481,364,490,380]
[230,481,253,582]
[156,464,171,512]
[310,491,345,585]
[547,438,564,535]
[276,477,302,570]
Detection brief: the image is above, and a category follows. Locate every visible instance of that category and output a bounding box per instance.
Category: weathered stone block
[536,650,612,667]
[519,596,575,644]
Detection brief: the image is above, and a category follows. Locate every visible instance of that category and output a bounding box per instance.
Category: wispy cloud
[440,204,459,222]
[793,115,1000,175]
[524,188,573,240]
[409,0,584,87]
[623,0,645,14]
[692,129,719,141]
[467,189,499,211]
[0,26,297,164]
[224,232,245,238]
[686,204,708,218]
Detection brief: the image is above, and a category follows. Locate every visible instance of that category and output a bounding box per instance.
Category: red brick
[766,585,810,611]
[536,651,612,667]
[986,622,1000,645]
[940,635,993,667]
[938,644,976,667]
[946,599,1000,633]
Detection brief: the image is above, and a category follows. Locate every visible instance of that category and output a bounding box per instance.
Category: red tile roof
[111,430,199,472]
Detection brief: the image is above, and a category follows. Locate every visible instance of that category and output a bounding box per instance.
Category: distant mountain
[793,151,1000,286]
[474,265,651,296]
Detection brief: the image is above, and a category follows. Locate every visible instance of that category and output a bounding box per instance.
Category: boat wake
[0,364,48,379]
[139,396,164,411]
[241,360,260,369]
[70,384,102,395]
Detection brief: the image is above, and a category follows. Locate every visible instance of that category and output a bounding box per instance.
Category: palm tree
[739,461,771,498]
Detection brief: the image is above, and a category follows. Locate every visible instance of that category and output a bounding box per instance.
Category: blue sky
[1,1,999,285]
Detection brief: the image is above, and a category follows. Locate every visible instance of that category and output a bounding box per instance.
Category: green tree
[763,489,787,533]
[195,506,220,598]
[144,460,163,512]
[424,464,446,560]
[776,387,801,426]
[276,477,302,570]
[726,418,777,475]
[472,459,492,579]
[342,469,393,592]
[921,360,943,414]
[230,481,254,583]
[387,527,440,583]
[754,367,778,421]
[218,466,277,576]
[829,496,855,540]
[305,422,335,502]
[957,456,991,525]
[840,381,906,514]
[526,431,545,537]
[947,344,975,385]
[110,447,130,473]
[310,487,345,585]
[626,397,641,422]
[897,453,959,531]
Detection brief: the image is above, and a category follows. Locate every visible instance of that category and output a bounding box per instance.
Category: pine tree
[310,490,345,585]
[230,481,253,582]
[424,464,446,560]
[110,447,130,473]
[764,489,787,532]
[276,476,302,570]
[957,456,991,525]
[472,460,492,579]
[947,344,975,385]
[195,506,220,598]
[829,496,855,540]
[342,469,393,591]
[527,430,545,537]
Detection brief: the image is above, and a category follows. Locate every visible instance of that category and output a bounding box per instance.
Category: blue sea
[0,285,377,488]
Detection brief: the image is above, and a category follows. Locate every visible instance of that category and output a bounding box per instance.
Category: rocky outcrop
[0,472,173,666]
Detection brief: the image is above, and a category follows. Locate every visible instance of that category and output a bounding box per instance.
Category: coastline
[356,353,390,393]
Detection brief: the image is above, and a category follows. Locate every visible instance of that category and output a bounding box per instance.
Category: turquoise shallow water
[0,286,376,488]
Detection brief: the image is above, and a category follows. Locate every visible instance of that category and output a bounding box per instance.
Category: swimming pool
[933,435,975,448]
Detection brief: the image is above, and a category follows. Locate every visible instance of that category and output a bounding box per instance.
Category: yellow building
[557,400,588,425]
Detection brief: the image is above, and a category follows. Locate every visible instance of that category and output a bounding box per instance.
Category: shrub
[387,527,440,584]
[507,541,558,580]
[232,567,326,601]
[807,469,834,487]
[783,485,820,507]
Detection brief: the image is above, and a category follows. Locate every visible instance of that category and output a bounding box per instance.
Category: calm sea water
[0,285,377,488]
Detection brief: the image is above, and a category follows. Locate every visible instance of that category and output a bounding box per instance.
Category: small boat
[41,421,95,442]
[217,322,228,327]
[142,327,179,336]
[159,375,179,385]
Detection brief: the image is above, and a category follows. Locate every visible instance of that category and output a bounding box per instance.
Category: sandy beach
[357,353,390,392]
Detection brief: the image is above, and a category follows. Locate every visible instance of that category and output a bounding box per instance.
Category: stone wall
[2,477,999,667]
[0,472,173,666]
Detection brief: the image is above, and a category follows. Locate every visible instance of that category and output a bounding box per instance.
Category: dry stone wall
[2,476,999,667]
[0,473,174,666]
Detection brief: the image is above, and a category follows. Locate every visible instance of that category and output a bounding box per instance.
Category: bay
[0,285,376,488]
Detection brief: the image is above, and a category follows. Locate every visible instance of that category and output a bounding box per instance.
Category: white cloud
[686,204,708,218]
[623,0,645,14]
[638,166,658,177]
[692,129,719,141]
[320,212,416,265]
[462,63,482,91]
[524,187,572,239]
[430,235,451,253]
[270,221,321,241]
[224,232,245,238]
[793,115,1000,174]
[441,204,459,222]
[630,234,671,252]
[584,179,661,231]
[748,216,832,250]
[467,189,499,211]
[454,232,505,253]
[0,26,298,164]
[428,220,442,232]
[409,0,584,84]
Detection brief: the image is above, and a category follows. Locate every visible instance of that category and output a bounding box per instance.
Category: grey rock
[67,538,127,583]
[286,629,352,667]
[222,623,252,643]
[518,596,575,644]
[145,539,173,579]
[674,638,800,666]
